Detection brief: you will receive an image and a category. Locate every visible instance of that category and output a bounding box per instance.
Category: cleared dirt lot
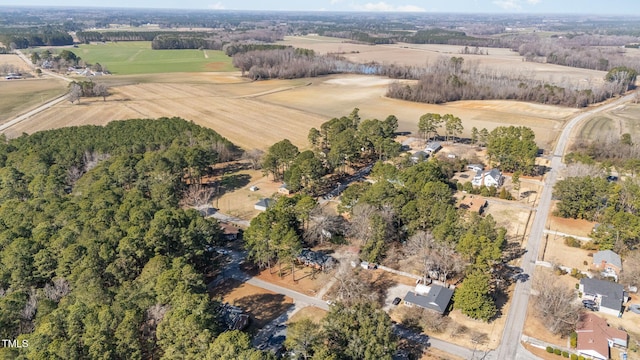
[211,279,293,331]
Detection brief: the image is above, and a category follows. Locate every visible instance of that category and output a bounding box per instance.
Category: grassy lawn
[65,41,235,75]
[0,79,67,123]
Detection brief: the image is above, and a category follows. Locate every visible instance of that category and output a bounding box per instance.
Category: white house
[471,169,503,187]
[254,198,274,211]
[424,141,442,154]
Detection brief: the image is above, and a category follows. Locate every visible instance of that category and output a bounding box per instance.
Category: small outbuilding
[278,183,291,195]
[425,141,442,154]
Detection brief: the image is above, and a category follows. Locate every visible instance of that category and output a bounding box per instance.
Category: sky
[3,0,640,14]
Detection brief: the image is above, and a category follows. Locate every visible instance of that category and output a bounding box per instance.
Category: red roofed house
[575,313,627,360]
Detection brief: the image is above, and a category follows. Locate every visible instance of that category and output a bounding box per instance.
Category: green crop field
[65,41,235,75]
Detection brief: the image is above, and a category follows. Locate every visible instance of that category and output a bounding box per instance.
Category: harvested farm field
[4,72,579,150]
[279,35,607,85]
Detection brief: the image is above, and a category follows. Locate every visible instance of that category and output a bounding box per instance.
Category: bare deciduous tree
[43,278,71,302]
[532,273,583,336]
[182,183,215,208]
[620,251,640,287]
[68,83,82,104]
[93,83,109,101]
[330,261,379,306]
[406,230,465,284]
[305,207,347,246]
[20,288,37,333]
[243,148,265,170]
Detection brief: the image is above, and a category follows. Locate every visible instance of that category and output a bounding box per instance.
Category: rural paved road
[495,92,639,360]
[0,50,73,134]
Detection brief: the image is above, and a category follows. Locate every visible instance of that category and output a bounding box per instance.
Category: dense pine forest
[0,118,273,359]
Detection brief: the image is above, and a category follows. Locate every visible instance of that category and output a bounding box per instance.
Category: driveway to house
[208,243,480,358]
[495,92,639,360]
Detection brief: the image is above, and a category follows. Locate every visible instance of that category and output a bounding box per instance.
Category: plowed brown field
[5,72,580,150]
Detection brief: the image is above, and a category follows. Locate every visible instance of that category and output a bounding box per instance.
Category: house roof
[425,142,442,151]
[220,222,240,235]
[486,168,502,179]
[580,278,625,311]
[411,151,428,158]
[576,313,627,358]
[404,285,453,314]
[255,198,274,208]
[593,250,622,269]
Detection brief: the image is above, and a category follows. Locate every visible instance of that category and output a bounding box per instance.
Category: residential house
[278,183,291,195]
[579,278,628,317]
[459,195,488,214]
[219,222,240,241]
[424,141,442,154]
[410,151,429,163]
[403,284,454,314]
[296,248,335,270]
[576,313,627,360]
[254,198,274,211]
[593,250,622,281]
[471,169,503,188]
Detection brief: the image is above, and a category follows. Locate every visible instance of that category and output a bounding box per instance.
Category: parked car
[392,297,402,306]
[582,299,597,306]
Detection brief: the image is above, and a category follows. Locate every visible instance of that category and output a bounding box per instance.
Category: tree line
[385,56,626,107]
[231,48,628,108]
[0,27,72,49]
[0,118,279,359]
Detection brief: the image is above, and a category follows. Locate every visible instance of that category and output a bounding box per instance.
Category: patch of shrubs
[545,346,575,359]
[564,237,582,248]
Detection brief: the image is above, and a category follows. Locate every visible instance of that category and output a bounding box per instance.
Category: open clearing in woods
[5,72,580,151]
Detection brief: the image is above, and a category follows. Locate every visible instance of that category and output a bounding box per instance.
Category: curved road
[495,92,638,360]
